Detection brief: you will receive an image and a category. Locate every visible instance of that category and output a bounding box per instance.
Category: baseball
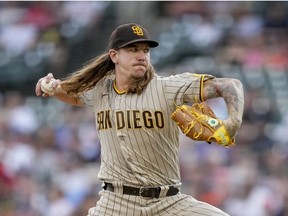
[41,79,56,95]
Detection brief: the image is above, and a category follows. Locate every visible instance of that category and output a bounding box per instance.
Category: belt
[103,182,179,198]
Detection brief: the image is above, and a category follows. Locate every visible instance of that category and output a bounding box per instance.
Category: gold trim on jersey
[193,74,208,102]
[113,80,126,95]
[200,75,204,102]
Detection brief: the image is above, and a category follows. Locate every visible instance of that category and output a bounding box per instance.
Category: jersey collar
[113,80,127,95]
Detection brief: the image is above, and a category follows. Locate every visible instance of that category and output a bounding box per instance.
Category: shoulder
[154,72,215,83]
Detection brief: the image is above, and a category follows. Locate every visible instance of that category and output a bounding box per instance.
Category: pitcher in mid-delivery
[35,23,244,216]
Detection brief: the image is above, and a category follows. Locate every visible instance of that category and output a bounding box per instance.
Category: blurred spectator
[22,2,57,30]
[5,91,39,135]
[46,186,75,216]
[0,21,38,55]
[61,1,109,27]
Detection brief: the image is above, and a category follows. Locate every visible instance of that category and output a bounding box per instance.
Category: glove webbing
[181,105,218,140]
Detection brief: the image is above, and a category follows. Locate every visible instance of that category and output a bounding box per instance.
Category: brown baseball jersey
[80,72,214,187]
[81,72,230,216]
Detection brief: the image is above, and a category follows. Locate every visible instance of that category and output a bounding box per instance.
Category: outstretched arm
[35,73,84,106]
[203,78,244,138]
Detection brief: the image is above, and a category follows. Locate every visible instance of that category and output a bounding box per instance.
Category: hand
[35,73,61,97]
[171,102,235,147]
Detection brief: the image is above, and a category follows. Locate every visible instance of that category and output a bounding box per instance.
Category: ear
[109,49,118,64]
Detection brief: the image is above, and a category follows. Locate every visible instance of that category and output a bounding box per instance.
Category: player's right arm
[35,73,84,107]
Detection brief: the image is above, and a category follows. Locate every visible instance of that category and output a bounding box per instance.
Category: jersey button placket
[115,95,121,110]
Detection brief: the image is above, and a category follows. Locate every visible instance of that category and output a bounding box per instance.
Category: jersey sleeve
[79,89,95,112]
[163,72,215,107]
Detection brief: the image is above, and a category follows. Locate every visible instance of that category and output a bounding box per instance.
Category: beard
[126,66,154,94]
[131,69,147,79]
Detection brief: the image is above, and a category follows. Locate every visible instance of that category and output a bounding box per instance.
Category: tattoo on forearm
[205,78,244,137]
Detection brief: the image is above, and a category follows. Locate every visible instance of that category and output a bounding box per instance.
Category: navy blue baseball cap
[108,23,159,49]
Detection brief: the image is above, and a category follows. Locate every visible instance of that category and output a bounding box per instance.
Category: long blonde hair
[61,52,156,95]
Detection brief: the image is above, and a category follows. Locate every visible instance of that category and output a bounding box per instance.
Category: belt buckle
[139,187,160,198]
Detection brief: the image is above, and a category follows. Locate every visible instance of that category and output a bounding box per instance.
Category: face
[109,42,151,80]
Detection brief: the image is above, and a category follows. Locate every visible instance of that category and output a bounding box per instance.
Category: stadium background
[0,1,288,216]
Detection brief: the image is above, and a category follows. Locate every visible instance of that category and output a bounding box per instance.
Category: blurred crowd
[0,1,111,93]
[1,1,288,216]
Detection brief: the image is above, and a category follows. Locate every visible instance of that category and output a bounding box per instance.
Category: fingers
[35,73,59,97]
[35,77,45,96]
[52,79,61,88]
[45,73,54,83]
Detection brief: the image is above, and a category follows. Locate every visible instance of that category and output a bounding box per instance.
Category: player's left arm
[202,78,244,139]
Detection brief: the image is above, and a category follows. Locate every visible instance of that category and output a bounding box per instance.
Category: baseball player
[35,23,244,216]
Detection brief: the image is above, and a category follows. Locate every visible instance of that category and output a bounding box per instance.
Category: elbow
[231,78,243,89]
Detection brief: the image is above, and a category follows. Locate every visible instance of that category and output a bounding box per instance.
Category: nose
[137,50,147,61]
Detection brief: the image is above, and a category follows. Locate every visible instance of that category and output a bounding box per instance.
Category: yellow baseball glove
[171,102,235,147]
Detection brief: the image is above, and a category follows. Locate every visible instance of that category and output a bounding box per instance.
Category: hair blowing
[60,53,156,95]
